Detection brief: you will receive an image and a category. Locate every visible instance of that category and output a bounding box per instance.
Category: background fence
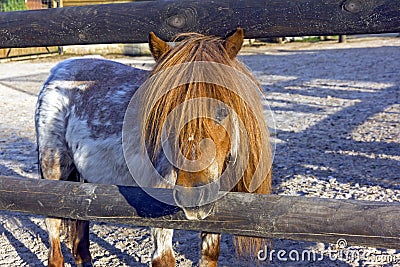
[1,0,399,48]
[0,0,146,59]
[1,0,399,58]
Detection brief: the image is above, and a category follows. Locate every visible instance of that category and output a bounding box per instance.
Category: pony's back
[35,57,148,185]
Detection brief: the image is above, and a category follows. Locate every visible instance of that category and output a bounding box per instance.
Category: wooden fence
[1,176,399,249]
[0,0,57,59]
[0,0,399,48]
[0,0,399,249]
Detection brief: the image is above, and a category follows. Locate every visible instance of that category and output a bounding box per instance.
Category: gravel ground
[0,36,399,266]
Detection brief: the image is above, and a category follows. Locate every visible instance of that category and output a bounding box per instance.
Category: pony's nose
[173,186,203,208]
[181,204,215,220]
[173,187,216,220]
[173,182,219,209]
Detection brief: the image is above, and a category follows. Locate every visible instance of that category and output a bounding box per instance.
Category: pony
[35,28,272,267]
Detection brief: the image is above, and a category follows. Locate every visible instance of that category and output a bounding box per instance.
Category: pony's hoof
[76,262,93,267]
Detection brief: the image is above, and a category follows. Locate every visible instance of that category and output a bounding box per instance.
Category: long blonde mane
[137,32,273,257]
[139,32,272,196]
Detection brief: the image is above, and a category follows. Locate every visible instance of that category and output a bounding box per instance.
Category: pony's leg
[71,220,92,267]
[45,217,64,267]
[199,232,221,267]
[151,227,176,267]
[40,148,69,267]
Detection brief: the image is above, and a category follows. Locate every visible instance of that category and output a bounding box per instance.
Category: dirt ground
[0,36,399,266]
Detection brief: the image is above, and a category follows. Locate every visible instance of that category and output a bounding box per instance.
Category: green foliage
[0,0,27,12]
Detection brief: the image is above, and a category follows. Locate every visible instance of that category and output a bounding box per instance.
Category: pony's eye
[215,107,229,121]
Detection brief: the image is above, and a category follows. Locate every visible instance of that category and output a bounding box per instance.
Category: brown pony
[35,28,272,267]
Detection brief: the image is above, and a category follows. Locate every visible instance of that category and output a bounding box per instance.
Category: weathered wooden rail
[0,176,399,249]
[0,0,399,48]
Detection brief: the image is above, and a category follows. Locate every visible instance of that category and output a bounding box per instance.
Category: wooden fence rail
[1,0,400,48]
[0,176,399,249]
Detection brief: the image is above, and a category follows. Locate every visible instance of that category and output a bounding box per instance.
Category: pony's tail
[60,218,77,250]
[233,171,272,260]
[233,236,270,259]
[60,166,81,250]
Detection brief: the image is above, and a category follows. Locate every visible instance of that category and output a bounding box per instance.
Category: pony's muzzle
[179,204,215,220]
[173,183,219,220]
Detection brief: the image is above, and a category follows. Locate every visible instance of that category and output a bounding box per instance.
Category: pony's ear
[223,28,244,59]
[149,32,171,61]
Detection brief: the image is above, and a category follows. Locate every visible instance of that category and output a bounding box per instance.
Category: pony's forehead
[172,32,221,41]
[161,36,225,60]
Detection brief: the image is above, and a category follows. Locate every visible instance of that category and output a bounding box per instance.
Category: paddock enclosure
[0,0,400,266]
